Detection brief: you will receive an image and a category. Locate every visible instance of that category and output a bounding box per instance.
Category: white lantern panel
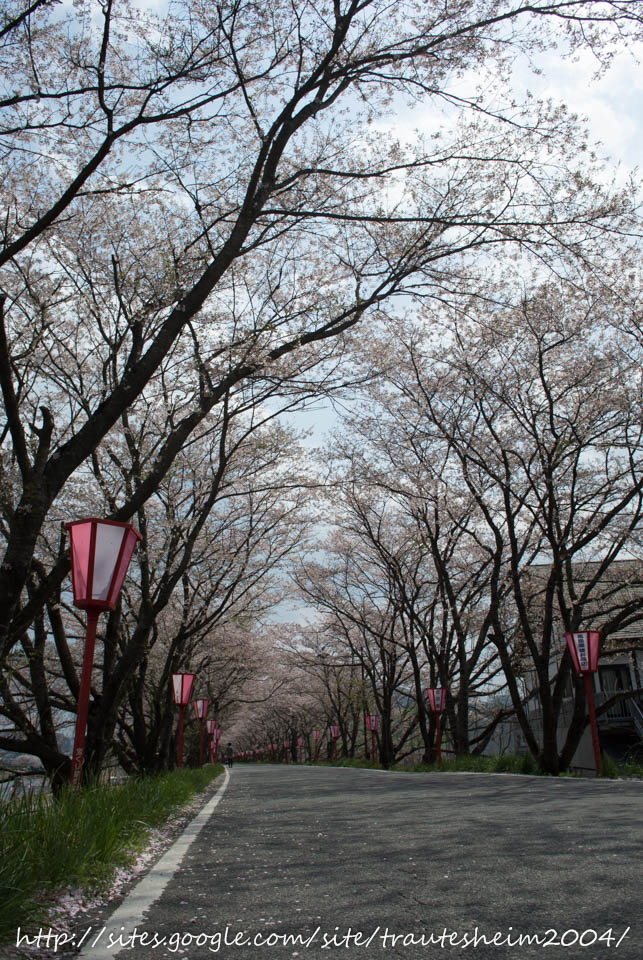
[574,633,590,671]
[92,524,126,600]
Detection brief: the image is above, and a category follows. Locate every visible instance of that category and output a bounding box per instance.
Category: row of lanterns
[65,518,224,785]
[64,518,605,786]
[176,642,602,773]
[171,673,223,768]
[237,689,449,765]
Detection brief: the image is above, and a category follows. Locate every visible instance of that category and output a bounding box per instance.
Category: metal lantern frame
[67,518,142,612]
[566,631,601,675]
[366,714,379,763]
[66,518,141,787]
[566,631,603,776]
[426,687,447,713]
[171,673,195,768]
[193,698,209,767]
[426,687,447,767]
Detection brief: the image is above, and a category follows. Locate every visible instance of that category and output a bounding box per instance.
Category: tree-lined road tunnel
[74,766,640,959]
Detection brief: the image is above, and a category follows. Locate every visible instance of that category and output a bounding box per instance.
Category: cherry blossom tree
[2,0,643,784]
[2,0,643,671]
[340,272,643,773]
[0,382,318,785]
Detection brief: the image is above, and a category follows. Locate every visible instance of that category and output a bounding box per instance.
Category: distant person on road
[224,744,234,768]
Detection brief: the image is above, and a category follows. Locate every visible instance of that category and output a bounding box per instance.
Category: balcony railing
[594,692,643,734]
[630,698,643,739]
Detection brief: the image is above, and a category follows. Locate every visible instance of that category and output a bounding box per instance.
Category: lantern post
[193,698,209,767]
[426,688,447,767]
[171,673,195,768]
[66,518,141,787]
[566,630,603,777]
[366,714,379,763]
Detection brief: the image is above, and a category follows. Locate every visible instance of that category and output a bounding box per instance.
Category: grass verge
[313,754,539,774]
[0,764,223,942]
[600,752,643,780]
[313,751,643,778]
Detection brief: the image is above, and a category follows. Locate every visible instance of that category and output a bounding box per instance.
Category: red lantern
[172,673,195,706]
[426,688,446,713]
[566,631,603,776]
[193,698,209,767]
[366,714,379,763]
[566,631,601,674]
[171,673,195,768]
[193,698,209,719]
[67,518,142,611]
[426,688,447,766]
[66,518,141,786]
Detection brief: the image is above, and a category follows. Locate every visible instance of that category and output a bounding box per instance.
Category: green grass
[309,752,540,774]
[315,750,643,778]
[404,753,540,775]
[600,752,643,780]
[320,757,384,770]
[0,765,223,941]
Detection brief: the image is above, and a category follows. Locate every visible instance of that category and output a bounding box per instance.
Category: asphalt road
[69,766,642,959]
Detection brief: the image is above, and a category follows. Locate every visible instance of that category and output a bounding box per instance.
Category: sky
[534,44,643,176]
[374,38,643,180]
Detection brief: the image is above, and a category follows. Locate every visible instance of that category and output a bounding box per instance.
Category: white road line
[78,767,230,958]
